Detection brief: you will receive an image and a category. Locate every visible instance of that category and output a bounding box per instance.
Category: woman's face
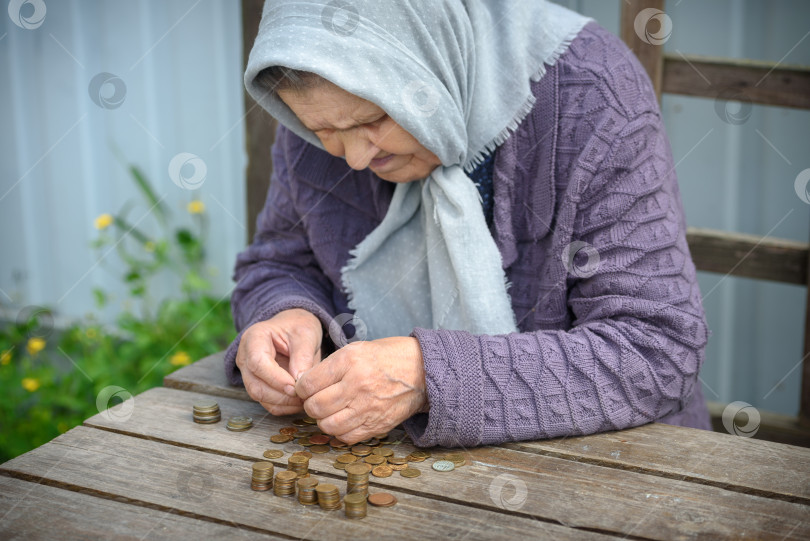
[278,81,441,183]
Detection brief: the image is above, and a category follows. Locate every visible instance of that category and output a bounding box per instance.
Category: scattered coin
[387,457,408,466]
[262,449,284,459]
[371,447,393,457]
[279,427,298,436]
[371,465,393,478]
[333,461,347,470]
[432,460,455,472]
[337,453,359,464]
[400,467,421,478]
[351,445,372,457]
[226,416,253,431]
[329,437,348,449]
[410,450,431,459]
[308,434,330,445]
[292,418,309,427]
[297,437,313,447]
[270,434,293,443]
[363,455,386,465]
[302,416,318,425]
[368,492,397,507]
[310,444,330,454]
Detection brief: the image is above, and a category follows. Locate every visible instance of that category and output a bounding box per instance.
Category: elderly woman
[224,0,711,447]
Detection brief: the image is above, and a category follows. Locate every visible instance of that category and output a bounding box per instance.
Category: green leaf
[129,165,167,223]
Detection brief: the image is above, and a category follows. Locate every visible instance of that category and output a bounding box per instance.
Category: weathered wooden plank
[0,427,616,541]
[164,351,250,401]
[165,357,810,500]
[0,475,256,540]
[663,54,810,110]
[82,387,810,539]
[505,421,810,503]
[686,227,809,285]
[620,0,666,101]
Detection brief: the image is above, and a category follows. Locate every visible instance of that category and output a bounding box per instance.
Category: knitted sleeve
[223,126,337,385]
[403,111,709,447]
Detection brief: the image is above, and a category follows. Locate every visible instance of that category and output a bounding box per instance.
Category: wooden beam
[663,54,810,110]
[687,227,809,285]
[242,0,278,243]
[620,0,666,101]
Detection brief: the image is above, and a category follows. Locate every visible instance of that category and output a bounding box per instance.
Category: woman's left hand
[294,336,427,444]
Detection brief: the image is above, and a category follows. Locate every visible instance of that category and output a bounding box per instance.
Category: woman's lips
[370,154,395,170]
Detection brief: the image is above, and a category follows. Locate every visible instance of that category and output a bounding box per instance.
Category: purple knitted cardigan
[224,23,712,447]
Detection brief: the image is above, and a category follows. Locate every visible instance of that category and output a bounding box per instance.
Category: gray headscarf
[245,0,590,340]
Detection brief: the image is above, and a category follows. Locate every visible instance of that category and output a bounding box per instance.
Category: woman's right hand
[235,308,323,416]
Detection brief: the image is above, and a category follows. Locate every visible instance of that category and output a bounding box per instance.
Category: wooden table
[2,352,809,540]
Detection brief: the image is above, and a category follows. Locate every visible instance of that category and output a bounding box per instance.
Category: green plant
[0,165,235,462]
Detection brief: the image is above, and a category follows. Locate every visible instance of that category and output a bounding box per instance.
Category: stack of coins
[297,477,319,505]
[343,492,367,519]
[287,455,310,478]
[273,471,298,497]
[251,462,274,491]
[192,400,221,424]
[316,483,341,510]
[345,463,371,497]
[226,416,253,432]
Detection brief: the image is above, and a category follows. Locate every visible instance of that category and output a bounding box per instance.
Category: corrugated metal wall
[2,1,809,417]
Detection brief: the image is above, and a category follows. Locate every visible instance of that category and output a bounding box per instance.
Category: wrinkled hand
[235,309,322,416]
[294,336,427,444]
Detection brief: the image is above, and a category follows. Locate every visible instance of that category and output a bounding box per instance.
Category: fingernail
[284,385,296,396]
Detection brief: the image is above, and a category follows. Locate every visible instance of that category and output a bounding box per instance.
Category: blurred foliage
[0,166,234,462]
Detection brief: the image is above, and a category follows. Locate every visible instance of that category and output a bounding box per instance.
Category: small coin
[297,437,313,446]
[292,451,313,459]
[288,455,309,465]
[364,455,386,465]
[371,465,393,478]
[292,418,309,426]
[308,434,330,445]
[368,492,397,507]
[406,454,427,463]
[228,416,252,426]
[310,445,330,454]
[351,445,372,456]
[337,454,359,464]
[400,467,421,478]
[410,450,431,459]
[373,433,389,440]
[345,463,372,476]
[362,438,380,447]
[253,461,274,473]
[387,457,408,465]
[372,447,393,457]
[193,400,219,411]
[278,427,298,436]
[432,460,455,472]
[388,463,407,471]
[329,437,348,448]
[270,434,293,444]
[276,470,298,481]
[302,416,318,425]
[333,461,347,470]
[262,449,284,459]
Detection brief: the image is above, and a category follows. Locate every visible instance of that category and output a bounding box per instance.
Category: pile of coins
[273,471,298,497]
[297,477,319,505]
[345,463,371,497]
[192,400,221,424]
[287,455,310,478]
[315,483,341,510]
[343,493,367,519]
[226,416,253,432]
[251,462,274,491]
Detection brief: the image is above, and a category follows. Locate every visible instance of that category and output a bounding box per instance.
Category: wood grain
[1,427,616,541]
[79,387,810,539]
[687,227,809,285]
[663,54,810,110]
[0,475,257,540]
[620,0,666,101]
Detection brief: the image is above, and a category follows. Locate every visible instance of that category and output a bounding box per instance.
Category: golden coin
[302,416,318,425]
[269,434,292,444]
[406,455,426,463]
[373,433,389,440]
[333,461,346,470]
[372,447,394,457]
[368,492,397,507]
[345,463,372,476]
[278,427,298,436]
[276,471,298,481]
[337,454,358,464]
[389,463,407,471]
[410,450,431,459]
[387,457,408,465]
[364,455,385,465]
[351,445,372,456]
[400,467,421,478]
[262,449,284,459]
[371,465,393,478]
[292,450,313,459]
[329,437,348,448]
[297,436,313,446]
[310,444,330,454]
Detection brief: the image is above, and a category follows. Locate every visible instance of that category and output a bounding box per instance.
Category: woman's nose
[343,137,378,170]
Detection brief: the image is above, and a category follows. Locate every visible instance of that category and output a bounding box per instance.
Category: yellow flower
[94,213,114,230]
[1,349,12,365]
[187,200,205,214]
[22,377,41,392]
[26,337,46,356]
[144,241,156,253]
[170,351,192,366]
[85,328,97,339]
